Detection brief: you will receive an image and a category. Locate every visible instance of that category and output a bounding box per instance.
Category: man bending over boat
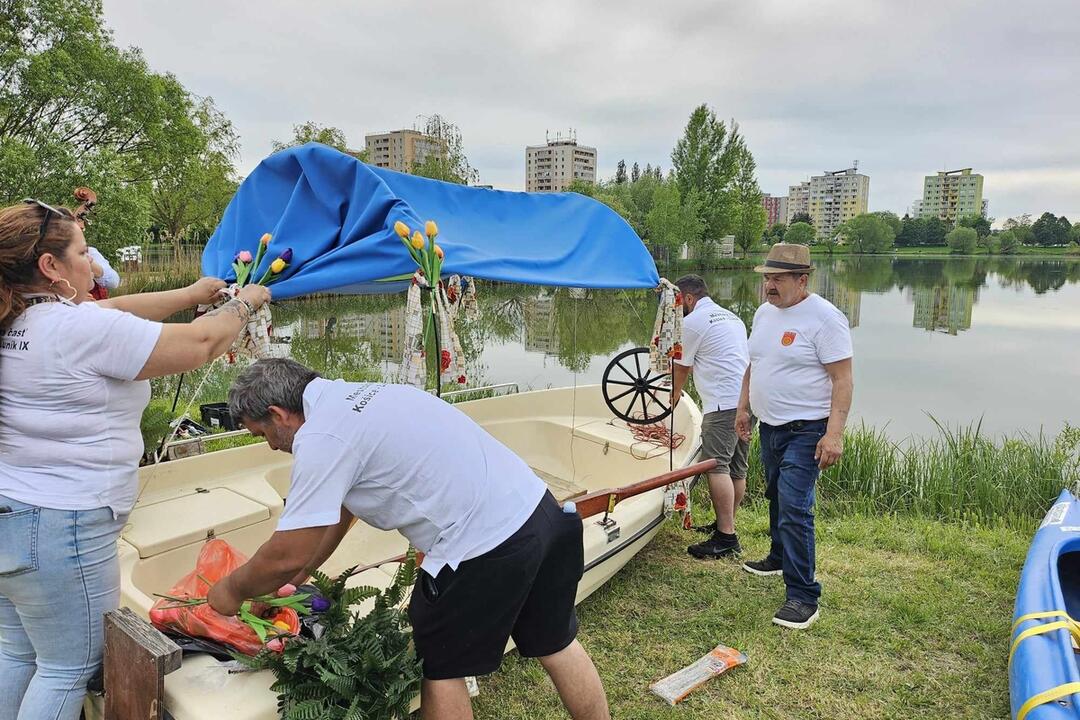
[207,358,610,720]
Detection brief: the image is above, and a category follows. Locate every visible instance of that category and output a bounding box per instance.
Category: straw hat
[753,243,815,274]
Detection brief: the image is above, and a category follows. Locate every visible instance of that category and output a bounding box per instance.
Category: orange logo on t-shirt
[781,331,796,346]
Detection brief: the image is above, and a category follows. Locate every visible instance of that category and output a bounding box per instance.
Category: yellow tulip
[434,244,444,259]
[394,221,410,238]
[411,231,425,250]
[270,258,286,273]
[260,233,272,246]
[425,220,438,238]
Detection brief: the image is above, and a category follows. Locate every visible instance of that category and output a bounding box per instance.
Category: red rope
[627,416,684,453]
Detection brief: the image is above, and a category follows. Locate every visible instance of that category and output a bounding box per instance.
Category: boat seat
[124,488,270,558]
[571,419,669,460]
[531,467,588,502]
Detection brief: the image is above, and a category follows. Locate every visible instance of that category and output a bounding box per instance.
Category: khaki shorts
[701,408,756,479]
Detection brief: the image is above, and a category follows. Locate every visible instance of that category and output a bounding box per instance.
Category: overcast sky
[103,0,1080,223]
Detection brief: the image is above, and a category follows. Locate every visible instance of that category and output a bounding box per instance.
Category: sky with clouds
[103,0,1080,223]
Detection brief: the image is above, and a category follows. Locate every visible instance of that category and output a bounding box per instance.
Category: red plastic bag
[148,539,299,656]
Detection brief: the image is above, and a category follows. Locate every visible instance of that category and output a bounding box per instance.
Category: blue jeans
[760,419,825,606]
[0,495,126,720]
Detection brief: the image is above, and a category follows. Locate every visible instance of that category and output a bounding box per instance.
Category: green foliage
[789,211,813,226]
[239,553,423,720]
[957,213,991,238]
[0,0,230,247]
[1032,211,1072,246]
[784,221,815,246]
[997,230,1021,254]
[870,211,902,237]
[645,182,702,264]
[272,122,351,154]
[765,222,786,244]
[924,216,950,245]
[670,104,744,239]
[945,226,978,254]
[839,214,895,254]
[895,216,927,247]
[410,114,478,185]
[731,146,765,257]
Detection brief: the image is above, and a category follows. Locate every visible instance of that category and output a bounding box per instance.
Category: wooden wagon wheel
[601,347,673,425]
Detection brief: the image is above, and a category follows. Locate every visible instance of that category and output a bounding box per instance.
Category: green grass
[472,496,1027,719]
[806,244,1080,258]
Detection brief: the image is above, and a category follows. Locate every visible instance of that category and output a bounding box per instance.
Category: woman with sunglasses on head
[0,199,271,720]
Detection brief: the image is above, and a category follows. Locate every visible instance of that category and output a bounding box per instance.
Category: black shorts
[408,491,584,680]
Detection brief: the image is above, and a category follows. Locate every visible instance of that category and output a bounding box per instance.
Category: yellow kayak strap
[1010,612,1080,719]
[1012,610,1073,634]
[1016,682,1080,720]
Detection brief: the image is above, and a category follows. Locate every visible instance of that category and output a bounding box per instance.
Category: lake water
[272,256,1080,441]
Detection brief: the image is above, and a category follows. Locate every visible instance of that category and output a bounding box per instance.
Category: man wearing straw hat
[736,243,853,630]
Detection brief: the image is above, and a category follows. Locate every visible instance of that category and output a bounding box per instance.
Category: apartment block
[365,129,448,173]
[525,132,597,192]
[920,168,984,225]
[786,182,810,224]
[807,167,870,241]
[762,194,788,227]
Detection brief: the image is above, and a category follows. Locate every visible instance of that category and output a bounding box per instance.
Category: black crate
[199,402,238,431]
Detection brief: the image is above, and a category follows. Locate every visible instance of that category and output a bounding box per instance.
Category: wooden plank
[103,607,181,720]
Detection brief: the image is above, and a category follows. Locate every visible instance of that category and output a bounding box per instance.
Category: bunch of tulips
[231,232,293,287]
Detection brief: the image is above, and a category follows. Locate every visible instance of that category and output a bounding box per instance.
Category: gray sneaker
[772,599,820,629]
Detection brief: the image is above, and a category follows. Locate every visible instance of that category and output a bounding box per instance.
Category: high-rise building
[786,182,810,224]
[762,194,788,227]
[807,167,870,242]
[525,131,597,192]
[910,199,924,218]
[365,129,448,173]
[920,169,984,225]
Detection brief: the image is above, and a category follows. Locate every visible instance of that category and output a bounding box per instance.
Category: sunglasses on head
[22,198,67,244]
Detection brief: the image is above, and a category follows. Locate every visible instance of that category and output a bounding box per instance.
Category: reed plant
[746,418,1080,529]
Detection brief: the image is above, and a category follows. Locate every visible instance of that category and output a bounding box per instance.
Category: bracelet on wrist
[236,298,256,318]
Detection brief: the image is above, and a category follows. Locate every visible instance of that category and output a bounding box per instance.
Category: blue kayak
[1011,489,1080,720]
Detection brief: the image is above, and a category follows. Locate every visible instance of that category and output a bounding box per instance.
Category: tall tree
[410,114,478,185]
[630,161,641,183]
[731,146,766,257]
[870,211,902,237]
[946,226,978,254]
[645,182,703,264]
[790,211,813,226]
[0,0,214,244]
[925,216,949,246]
[957,213,992,238]
[896,216,928,247]
[670,104,743,239]
[615,159,627,185]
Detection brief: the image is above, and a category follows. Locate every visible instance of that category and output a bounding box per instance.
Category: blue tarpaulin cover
[202,143,659,299]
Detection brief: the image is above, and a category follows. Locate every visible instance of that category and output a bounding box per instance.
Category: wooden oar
[571,458,717,519]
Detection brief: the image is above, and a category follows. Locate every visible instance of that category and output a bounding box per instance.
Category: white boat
[83,384,703,719]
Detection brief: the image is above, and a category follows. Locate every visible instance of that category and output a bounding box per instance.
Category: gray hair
[228,358,321,422]
[674,274,709,299]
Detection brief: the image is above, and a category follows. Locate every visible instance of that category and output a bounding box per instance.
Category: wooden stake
[103,607,182,720]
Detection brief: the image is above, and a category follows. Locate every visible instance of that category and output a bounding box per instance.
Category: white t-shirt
[674,297,749,412]
[748,293,853,427]
[278,379,547,577]
[0,299,163,515]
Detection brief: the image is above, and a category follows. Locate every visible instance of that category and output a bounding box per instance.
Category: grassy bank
[473,500,1026,719]
[808,244,1080,258]
[751,422,1080,530]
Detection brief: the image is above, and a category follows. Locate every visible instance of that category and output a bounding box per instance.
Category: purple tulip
[279,248,293,264]
[311,596,331,613]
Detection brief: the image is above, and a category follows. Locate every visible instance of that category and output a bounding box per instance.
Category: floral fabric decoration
[650,278,684,375]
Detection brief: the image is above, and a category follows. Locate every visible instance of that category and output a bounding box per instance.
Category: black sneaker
[772,599,820,629]
[691,521,718,535]
[687,531,741,559]
[742,556,783,576]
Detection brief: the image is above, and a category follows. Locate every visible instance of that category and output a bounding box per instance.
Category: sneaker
[691,521,718,535]
[742,556,783,576]
[687,531,741,559]
[772,599,820,629]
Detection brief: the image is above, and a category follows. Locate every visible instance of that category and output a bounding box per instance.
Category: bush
[842,214,895,254]
[946,227,978,254]
[998,230,1021,255]
[784,222,815,246]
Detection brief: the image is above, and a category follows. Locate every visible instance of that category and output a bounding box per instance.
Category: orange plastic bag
[148,538,299,656]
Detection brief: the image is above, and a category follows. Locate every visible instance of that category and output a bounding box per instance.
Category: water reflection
[269,257,1079,437]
